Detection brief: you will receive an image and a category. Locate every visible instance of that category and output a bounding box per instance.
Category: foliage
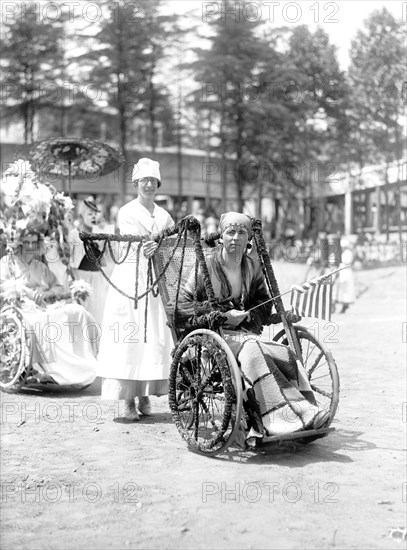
[189,0,265,211]
[72,0,180,198]
[347,8,406,167]
[189,11,348,228]
[0,3,66,143]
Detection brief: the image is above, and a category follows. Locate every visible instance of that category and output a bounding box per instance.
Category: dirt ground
[1,263,406,550]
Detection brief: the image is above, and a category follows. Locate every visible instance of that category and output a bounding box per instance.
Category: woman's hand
[42,290,56,304]
[142,240,158,259]
[33,290,47,307]
[21,285,36,301]
[223,309,250,329]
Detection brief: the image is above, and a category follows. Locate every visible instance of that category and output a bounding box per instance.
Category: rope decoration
[80,215,222,341]
[193,250,200,321]
[251,218,284,315]
[80,215,285,341]
[81,227,179,304]
[190,311,226,331]
[187,219,216,305]
[203,231,221,247]
[108,239,132,264]
[172,227,188,330]
[133,243,142,310]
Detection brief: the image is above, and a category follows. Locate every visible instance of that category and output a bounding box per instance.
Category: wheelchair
[82,216,340,456]
[0,304,35,391]
[0,297,98,393]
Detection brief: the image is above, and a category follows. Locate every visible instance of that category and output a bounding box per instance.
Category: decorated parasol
[15,137,124,195]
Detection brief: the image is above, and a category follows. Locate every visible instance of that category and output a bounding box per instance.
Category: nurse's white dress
[97,199,174,399]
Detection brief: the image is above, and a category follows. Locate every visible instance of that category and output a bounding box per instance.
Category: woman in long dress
[334,237,356,313]
[97,158,174,421]
[0,229,98,388]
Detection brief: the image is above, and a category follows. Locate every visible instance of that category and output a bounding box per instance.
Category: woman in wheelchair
[179,212,329,441]
[0,229,97,389]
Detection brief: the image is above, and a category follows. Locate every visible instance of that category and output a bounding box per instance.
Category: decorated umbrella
[15,137,124,195]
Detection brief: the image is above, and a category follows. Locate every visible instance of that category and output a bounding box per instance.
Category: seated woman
[0,229,98,389]
[179,212,328,441]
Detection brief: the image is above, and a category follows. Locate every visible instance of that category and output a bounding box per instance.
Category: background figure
[194,208,219,237]
[97,158,174,421]
[108,195,121,235]
[194,208,206,233]
[304,231,326,281]
[43,237,70,290]
[205,212,219,235]
[68,197,109,325]
[334,237,356,313]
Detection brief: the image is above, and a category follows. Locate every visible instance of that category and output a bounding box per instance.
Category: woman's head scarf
[219,212,252,239]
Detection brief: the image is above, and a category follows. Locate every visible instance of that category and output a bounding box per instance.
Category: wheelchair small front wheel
[0,307,32,391]
[169,329,243,456]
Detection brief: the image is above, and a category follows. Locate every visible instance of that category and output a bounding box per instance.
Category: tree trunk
[23,101,29,144]
[257,178,263,218]
[148,68,157,156]
[384,163,390,242]
[115,25,128,205]
[23,67,29,143]
[397,160,403,244]
[234,108,245,212]
[220,105,226,212]
[205,110,213,211]
[117,78,128,204]
[28,69,35,142]
[176,77,183,216]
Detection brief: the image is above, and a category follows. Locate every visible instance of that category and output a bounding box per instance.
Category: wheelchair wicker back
[152,235,198,342]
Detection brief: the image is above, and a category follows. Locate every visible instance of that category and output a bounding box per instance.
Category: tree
[190,13,346,228]
[0,3,66,143]
[347,8,406,239]
[139,9,180,154]
[190,0,265,211]
[74,0,179,201]
[348,8,406,165]
[284,26,347,237]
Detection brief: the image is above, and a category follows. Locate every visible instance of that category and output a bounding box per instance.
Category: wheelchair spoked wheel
[169,329,243,456]
[0,306,32,391]
[273,325,340,425]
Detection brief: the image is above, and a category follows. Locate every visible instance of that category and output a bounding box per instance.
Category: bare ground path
[1,265,406,550]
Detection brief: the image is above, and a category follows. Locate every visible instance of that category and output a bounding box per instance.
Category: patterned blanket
[224,333,320,440]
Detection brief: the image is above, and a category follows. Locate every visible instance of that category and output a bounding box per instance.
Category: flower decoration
[1,278,25,305]
[0,318,23,382]
[54,192,74,212]
[0,159,73,250]
[70,279,93,303]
